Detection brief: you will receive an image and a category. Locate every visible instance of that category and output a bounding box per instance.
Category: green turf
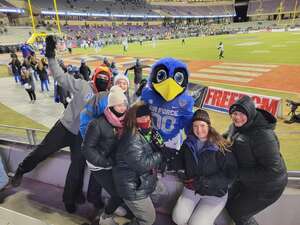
[74,32,300,65]
[0,102,49,141]
[0,65,10,78]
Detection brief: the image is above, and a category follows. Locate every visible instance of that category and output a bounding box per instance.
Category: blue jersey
[79,92,108,137]
[141,87,194,150]
[21,44,35,58]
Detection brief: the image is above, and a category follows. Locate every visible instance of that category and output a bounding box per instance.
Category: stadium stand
[0,0,15,8]
[248,0,300,15]
[30,0,234,17]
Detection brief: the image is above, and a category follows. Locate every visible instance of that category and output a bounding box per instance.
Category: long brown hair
[21,68,30,79]
[191,109,231,154]
[207,127,232,154]
[124,101,147,135]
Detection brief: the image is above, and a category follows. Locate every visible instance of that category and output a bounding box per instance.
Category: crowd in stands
[32,0,235,17]
[58,17,300,49]
[58,22,234,48]
[248,0,299,15]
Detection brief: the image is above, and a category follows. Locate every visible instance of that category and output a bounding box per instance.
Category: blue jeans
[0,156,9,190]
[33,71,39,81]
[13,72,20,83]
[41,80,49,92]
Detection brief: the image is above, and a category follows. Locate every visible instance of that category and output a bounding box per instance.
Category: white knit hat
[108,85,128,107]
[114,74,130,87]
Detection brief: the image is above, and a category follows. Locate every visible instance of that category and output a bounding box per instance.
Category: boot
[64,202,77,213]
[11,168,24,187]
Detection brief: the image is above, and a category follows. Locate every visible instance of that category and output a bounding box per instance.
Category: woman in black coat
[224,95,288,225]
[113,102,163,225]
[82,86,128,225]
[172,109,237,225]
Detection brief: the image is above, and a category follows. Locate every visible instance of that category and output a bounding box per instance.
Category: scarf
[104,107,125,138]
[184,134,219,165]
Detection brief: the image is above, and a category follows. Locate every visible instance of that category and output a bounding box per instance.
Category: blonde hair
[207,126,232,154]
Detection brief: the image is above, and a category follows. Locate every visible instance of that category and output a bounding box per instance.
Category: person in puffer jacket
[82,86,128,225]
[223,95,288,225]
[113,102,163,225]
[172,109,237,225]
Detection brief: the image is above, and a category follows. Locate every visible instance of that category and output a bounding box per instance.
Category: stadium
[0,0,300,225]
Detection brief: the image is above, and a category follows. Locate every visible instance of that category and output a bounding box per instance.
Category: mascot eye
[174,72,184,85]
[156,69,167,83]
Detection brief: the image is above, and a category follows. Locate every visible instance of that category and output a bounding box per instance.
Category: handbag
[24,83,32,90]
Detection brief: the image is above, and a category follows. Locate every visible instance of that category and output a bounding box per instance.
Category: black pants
[87,171,103,208]
[92,170,123,215]
[26,89,36,101]
[219,50,224,59]
[17,120,87,204]
[226,182,285,225]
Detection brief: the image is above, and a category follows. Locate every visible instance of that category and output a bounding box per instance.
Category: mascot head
[149,57,189,102]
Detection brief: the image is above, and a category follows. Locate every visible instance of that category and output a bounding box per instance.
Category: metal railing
[0,124,48,145]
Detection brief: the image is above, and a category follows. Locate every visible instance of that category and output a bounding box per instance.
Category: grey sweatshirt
[48,58,95,135]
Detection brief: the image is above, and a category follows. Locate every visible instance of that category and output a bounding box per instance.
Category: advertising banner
[202,86,282,117]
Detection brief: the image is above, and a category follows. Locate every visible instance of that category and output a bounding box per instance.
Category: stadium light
[40,10,234,19]
[0,8,25,14]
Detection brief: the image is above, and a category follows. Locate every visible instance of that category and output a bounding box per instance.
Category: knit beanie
[108,85,128,107]
[229,104,248,118]
[114,74,130,87]
[136,104,151,118]
[192,109,211,125]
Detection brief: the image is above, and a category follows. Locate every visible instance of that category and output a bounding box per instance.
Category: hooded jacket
[226,96,287,191]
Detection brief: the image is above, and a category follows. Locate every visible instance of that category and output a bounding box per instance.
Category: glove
[45,35,57,58]
[135,78,147,97]
[162,148,184,171]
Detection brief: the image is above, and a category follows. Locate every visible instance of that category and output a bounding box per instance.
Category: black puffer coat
[113,130,162,201]
[82,115,118,168]
[181,137,237,197]
[227,96,287,191]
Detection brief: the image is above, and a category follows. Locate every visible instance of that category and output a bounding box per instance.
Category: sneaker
[11,170,23,187]
[99,212,118,225]
[114,206,127,217]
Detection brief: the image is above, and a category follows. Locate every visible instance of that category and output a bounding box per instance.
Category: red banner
[202,87,282,117]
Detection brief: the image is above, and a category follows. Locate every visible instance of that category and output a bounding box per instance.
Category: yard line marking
[199,69,262,77]
[191,73,252,83]
[211,65,271,72]
[223,63,278,68]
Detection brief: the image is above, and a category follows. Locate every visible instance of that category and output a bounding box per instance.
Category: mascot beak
[153,78,184,101]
